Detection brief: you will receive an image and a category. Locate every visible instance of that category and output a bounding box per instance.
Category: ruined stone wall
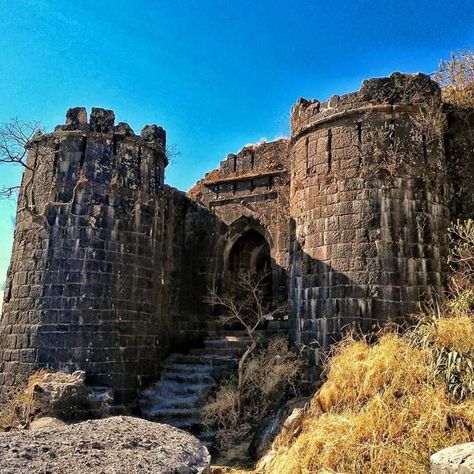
[190,140,291,301]
[445,106,474,221]
[289,73,450,363]
[159,187,225,349]
[0,72,469,404]
[0,108,168,404]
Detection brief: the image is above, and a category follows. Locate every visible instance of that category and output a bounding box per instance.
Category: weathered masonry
[0,73,472,405]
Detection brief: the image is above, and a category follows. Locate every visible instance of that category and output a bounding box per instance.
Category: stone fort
[0,73,472,407]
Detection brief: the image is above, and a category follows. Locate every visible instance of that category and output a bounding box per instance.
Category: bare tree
[205,269,286,415]
[0,118,91,229]
[0,118,43,200]
[449,219,474,290]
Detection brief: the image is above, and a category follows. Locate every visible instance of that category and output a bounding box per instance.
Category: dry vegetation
[0,370,49,431]
[435,50,474,108]
[204,337,304,451]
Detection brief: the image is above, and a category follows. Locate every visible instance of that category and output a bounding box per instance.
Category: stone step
[204,338,251,349]
[168,353,239,366]
[158,417,202,430]
[199,430,216,442]
[144,407,203,420]
[143,393,201,410]
[190,347,243,357]
[140,381,216,400]
[160,372,216,384]
[161,363,215,374]
[138,330,251,451]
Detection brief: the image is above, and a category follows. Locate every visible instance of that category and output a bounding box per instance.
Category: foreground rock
[0,416,211,473]
[431,443,474,473]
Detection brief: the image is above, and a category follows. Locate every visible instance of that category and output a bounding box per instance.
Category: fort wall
[289,73,450,363]
[190,139,291,302]
[0,72,468,404]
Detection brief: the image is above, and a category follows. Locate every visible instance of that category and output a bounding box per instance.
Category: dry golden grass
[0,370,48,431]
[430,314,474,353]
[257,321,474,474]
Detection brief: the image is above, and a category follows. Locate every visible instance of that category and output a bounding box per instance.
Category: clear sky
[0,0,473,284]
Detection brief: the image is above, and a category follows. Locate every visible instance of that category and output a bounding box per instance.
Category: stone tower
[289,73,450,361]
[0,108,168,404]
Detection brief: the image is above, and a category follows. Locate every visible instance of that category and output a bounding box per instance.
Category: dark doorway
[228,229,273,300]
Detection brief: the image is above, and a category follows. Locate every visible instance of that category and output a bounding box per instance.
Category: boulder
[31,370,90,421]
[431,443,474,473]
[0,416,211,474]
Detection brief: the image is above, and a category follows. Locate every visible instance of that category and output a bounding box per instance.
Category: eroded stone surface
[31,371,89,420]
[431,443,474,473]
[0,416,211,474]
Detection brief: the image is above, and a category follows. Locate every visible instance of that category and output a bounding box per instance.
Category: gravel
[0,415,211,473]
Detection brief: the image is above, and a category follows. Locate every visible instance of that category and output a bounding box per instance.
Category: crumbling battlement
[291,72,441,136]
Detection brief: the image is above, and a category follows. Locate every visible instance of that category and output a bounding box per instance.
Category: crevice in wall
[305,137,309,176]
[422,133,428,165]
[79,136,87,169]
[137,146,142,185]
[52,141,60,175]
[112,135,119,158]
[327,129,332,172]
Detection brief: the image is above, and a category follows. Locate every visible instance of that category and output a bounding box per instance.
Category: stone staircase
[138,331,252,447]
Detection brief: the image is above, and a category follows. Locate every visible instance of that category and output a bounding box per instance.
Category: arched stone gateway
[210,216,286,306]
[227,229,273,299]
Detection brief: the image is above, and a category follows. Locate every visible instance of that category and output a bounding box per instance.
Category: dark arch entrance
[227,229,273,300]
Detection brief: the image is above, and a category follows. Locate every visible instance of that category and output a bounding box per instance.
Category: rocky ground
[0,416,211,473]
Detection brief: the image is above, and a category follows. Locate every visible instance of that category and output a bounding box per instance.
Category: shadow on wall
[179,210,371,364]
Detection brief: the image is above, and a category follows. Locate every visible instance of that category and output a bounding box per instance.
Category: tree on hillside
[435,50,474,108]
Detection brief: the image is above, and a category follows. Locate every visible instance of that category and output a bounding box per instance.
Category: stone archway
[227,228,273,300]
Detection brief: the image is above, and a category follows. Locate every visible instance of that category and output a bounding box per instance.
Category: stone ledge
[431,443,474,473]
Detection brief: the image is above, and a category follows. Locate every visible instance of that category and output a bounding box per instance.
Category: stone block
[65,107,87,130]
[90,108,115,133]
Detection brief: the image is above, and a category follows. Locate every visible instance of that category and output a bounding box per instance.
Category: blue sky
[0,0,473,283]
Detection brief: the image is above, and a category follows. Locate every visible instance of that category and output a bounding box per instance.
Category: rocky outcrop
[31,371,90,420]
[0,416,211,474]
[249,398,308,460]
[431,443,474,473]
